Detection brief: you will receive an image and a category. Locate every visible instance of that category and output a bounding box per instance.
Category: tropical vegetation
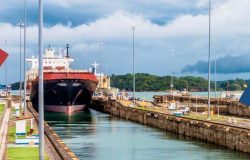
[110,73,248,91]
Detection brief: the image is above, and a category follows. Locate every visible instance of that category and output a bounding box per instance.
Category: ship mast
[65,44,71,72]
[66,44,70,58]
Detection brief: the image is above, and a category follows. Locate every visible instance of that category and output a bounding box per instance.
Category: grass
[7,104,50,160]
[7,147,49,160]
[8,125,16,143]
[0,103,5,115]
[7,111,49,160]
[183,113,229,122]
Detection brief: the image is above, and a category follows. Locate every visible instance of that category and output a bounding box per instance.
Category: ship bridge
[26,48,74,71]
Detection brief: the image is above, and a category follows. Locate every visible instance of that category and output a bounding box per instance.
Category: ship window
[73,83,81,86]
[57,83,67,86]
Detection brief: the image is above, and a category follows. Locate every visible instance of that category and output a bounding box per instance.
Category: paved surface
[0,101,10,160]
[118,99,250,130]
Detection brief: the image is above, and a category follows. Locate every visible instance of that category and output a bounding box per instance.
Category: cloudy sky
[1,0,250,83]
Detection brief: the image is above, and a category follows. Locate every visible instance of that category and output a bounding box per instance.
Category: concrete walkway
[0,101,11,160]
[118,99,250,130]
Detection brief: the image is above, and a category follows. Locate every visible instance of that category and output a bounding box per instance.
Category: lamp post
[132,26,135,107]
[99,42,103,89]
[213,41,219,118]
[23,0,27,113]
[17,22,24,108]
[214,57,220,118]
[4,40,8,97]
[170,48,174,100]
[215,58,220,118]
[38,0,44,159]
[207,0,212,120]
[214,60,217,99]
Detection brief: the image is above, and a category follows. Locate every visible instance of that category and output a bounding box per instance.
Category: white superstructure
[26,47,75,83]
[27,48,74,70]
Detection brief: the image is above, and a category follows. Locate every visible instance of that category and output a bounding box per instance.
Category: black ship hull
[30,79,98,113]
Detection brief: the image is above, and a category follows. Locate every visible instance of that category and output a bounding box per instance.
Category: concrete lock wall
[228,102,250,117]
[91,100,250,154]
[166,95,250,117]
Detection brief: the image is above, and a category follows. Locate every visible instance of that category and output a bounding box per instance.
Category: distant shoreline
[110,74,248,92]
[125,90,244,92]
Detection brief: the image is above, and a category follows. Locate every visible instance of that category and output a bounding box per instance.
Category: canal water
[45,109,249,160]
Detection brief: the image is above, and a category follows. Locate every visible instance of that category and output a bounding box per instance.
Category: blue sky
[1,0,250,83]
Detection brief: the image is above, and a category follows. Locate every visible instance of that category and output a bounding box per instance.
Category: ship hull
[30,78,98,114]
[44,105,86,113]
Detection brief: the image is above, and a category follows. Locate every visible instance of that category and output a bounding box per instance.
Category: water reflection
[46,109,250,160]
[45,109,92,123]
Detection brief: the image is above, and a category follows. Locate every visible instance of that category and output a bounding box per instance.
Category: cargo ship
[27,45,98,113]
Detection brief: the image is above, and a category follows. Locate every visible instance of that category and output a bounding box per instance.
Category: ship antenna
[66,44,70,58]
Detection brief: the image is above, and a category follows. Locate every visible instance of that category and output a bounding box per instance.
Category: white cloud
[1,0,250,82]
[45,0,207,9]
[195,0,209,8]
[1,0,250,51]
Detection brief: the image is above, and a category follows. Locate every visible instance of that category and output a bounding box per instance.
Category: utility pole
[4,40,8,97]
[38,0,44,159]
[17,22,24,108]
[23,0,27,113]
[213,42,219,118]
[132,26,135,107]
[170,48,174,100]
[99,42,103,89]
[214,42,217,99]
[214,60,217,98]
[207,0,212,120]
[215,58,219,118]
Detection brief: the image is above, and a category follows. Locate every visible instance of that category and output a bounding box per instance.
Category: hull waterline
[44,105,86,114]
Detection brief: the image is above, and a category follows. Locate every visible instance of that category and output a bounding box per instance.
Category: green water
[45,109,249,160]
